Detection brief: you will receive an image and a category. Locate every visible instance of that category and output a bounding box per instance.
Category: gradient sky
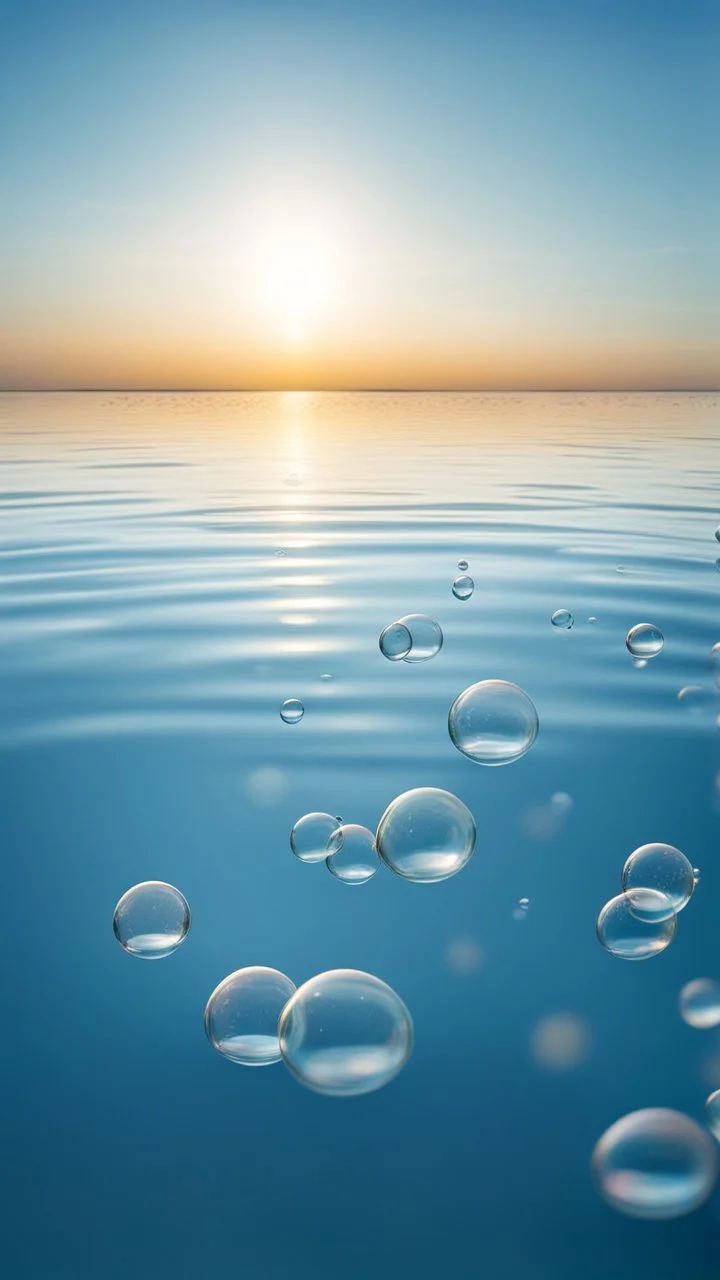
[1,0,718,389]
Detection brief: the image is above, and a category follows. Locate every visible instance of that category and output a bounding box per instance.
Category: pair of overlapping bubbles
[204,965,413,1097]
[379,613,444,663]
[291,786,477,885]
[596,842,696,961]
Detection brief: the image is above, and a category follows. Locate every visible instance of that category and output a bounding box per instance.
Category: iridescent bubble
[397,613,443,663]
[375,786,476,883]
[596,890,677,960]
[677,685,714,714]
[280,697,304,724]
[112,881,191,959]
[290,812,341,865]
[452,575,474,600]
[326,824,379,885]
[622,842,695,914]
[278,969,413,1097]
[551,609,574,629]
[378,621,412,661]
[626,622,664,658]
[448,679,539,766]
[550,791,573,817]
[457,559,469,571]
[705,1090,720,1141]
[205,967,296,1065]
[679,979,720,1029]
[531,1013,591,1071]
[593,1108,717,1218]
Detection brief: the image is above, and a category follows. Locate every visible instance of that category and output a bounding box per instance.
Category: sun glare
[249,206,348,345]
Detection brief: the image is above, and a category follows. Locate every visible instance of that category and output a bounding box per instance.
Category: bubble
[379,620,412,661]
[592,1108,717,1218]
[677,685,714,714]
[622,842,695,913]
[280,697,304,724]
[326,824,379,885]
[626,623,664,658]
[588,616,597,624]
[452,575,475,600]
[517,897,530,911]
[448,679,539,766]
[596,890,677,960]
[531,1013,591,1071]
[397,613,443,663]
[550,791,573,817]
[457,559,469,571]
[375,786,476,883]
[633,657,648,669]
[551,609,574,629]
[278,969,413,1097]
[205,967,296,1065]
[705,1090,720,1140]
[711,642,720,689]
[444,935,484,975]
[694,867,701,884]
[290,812,341,864]
[679,979,720,1029]
[112,881,191,959]
[274,548,286,557]
[512,905,528,921]
[320,672,333,681]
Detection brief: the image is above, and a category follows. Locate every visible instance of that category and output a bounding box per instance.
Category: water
[1,390,719,1277]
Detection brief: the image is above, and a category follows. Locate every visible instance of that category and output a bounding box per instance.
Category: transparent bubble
[705,1090,720,1141]
[457,559,469,571]
[444,935,484,975]
[551,609,574,629]
[711,642,720,689]
[375,786,476,883]
[633,658,648,669]
[205,966,296,1066]
[326,824,379,885]
[452,575,474,600]
[626,622,664,658]
[694,867,701,884]
[588,616,597,624]
[280,697,304,724]
[550,791,573,817]
[592,1108,717,1218]
[290,812,341,864]
[397,613,443,663]
[274,548,286,557]
[517,897,530,911]
[679,979,720,1029]
[622,842,695,913]
[112,881,191,959]
[677,685,714,714]
[278,969,413,1097]
[448,679,539,766]
[378,621,412,661]
[596,890,677,960]
[320,672,333,681]
[531,1013,591,1071]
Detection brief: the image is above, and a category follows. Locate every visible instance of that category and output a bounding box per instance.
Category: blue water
[1,391,719,1279]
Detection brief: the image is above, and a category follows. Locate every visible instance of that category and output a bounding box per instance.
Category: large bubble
[592,1108,718,1218]
[290,812,341,864]
[621,842,695,914]
[626,623,664,658]
[679,978,720,1029]
[596,890,677,960]
[204,966,296,1066]
[448,679,539,765]
[112,881,191,959]
[396,614,443,663]
[326,824,379,885]
[278,969,413,1096]
[375,787,476,883]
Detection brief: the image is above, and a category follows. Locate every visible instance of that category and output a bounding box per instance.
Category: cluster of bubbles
[292,786,477,886]
[379,613,444,662]
[596,842,695,961]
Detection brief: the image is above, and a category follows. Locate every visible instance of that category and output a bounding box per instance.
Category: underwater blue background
[1,391,719,1278]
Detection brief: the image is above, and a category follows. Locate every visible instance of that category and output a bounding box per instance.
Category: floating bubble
[448,679,539,766]
[444,935,484,975]
[531,1013,591,1071]
[274,548,286,557]
[112,881,191,959]
[375,786,476,883]
[205,967,296,1065]
[596,890,677,960]
[326,824,379,885]
[278,969,413,1097]
[622,842,695,914]
[517,897,530,911]
[633,657,648,669]
[694,867,701,883]
[320,672,333,681]
[452,575,474,600]
[626,623,664,658]
[551,609,574,629]
[397,613,443,663]
[679,979,720,1029]
[280,697,304,724]
[593,1109,718,1218]
[588,616,597,624]
[457,559,469,571]
[290,812,341,864]
[550,791,573,817]
[378,620,412,661]
[706,1090,720,1141]
[677,685,714,714]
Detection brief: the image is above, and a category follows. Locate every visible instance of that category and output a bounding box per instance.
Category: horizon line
[1,386,718,395]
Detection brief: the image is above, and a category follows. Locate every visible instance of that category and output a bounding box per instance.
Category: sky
[1,0,718,390]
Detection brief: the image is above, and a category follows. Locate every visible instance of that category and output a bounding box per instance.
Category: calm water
[1,391,719,1278]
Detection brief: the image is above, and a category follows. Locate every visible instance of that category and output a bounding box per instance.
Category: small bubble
[376,787,476,883]
[457,559,469,571]
[448,679,539,766]
[715,525,720,543]
[622,842,694,913]
[677,685,714,714]
[320,672,333,681]
[588,616,597,624]
[444,936,484,974]
[284,473,303,487]
[452,574,475,600]
[518,897,530,911]
[245,766,287,807]
[693,867,701,883]
[396,614,443,663]
[633,657,648,669]
[626,623,664,658]
[551,609,574,629]
[592,1109,717,1218]
[596,890,677,960]
[679,978,720,1029]
[326,824,379,885]
[550,791,573,817]
[531,1013,591,1071]
[205,967,296,1066]
[379,621,412,661]
[274,548,286,557]
[112,881,191,959]
[280,698,304,724]
[290,813,341,864]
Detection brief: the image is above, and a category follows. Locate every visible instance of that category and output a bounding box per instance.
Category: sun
[248,204,347,345]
